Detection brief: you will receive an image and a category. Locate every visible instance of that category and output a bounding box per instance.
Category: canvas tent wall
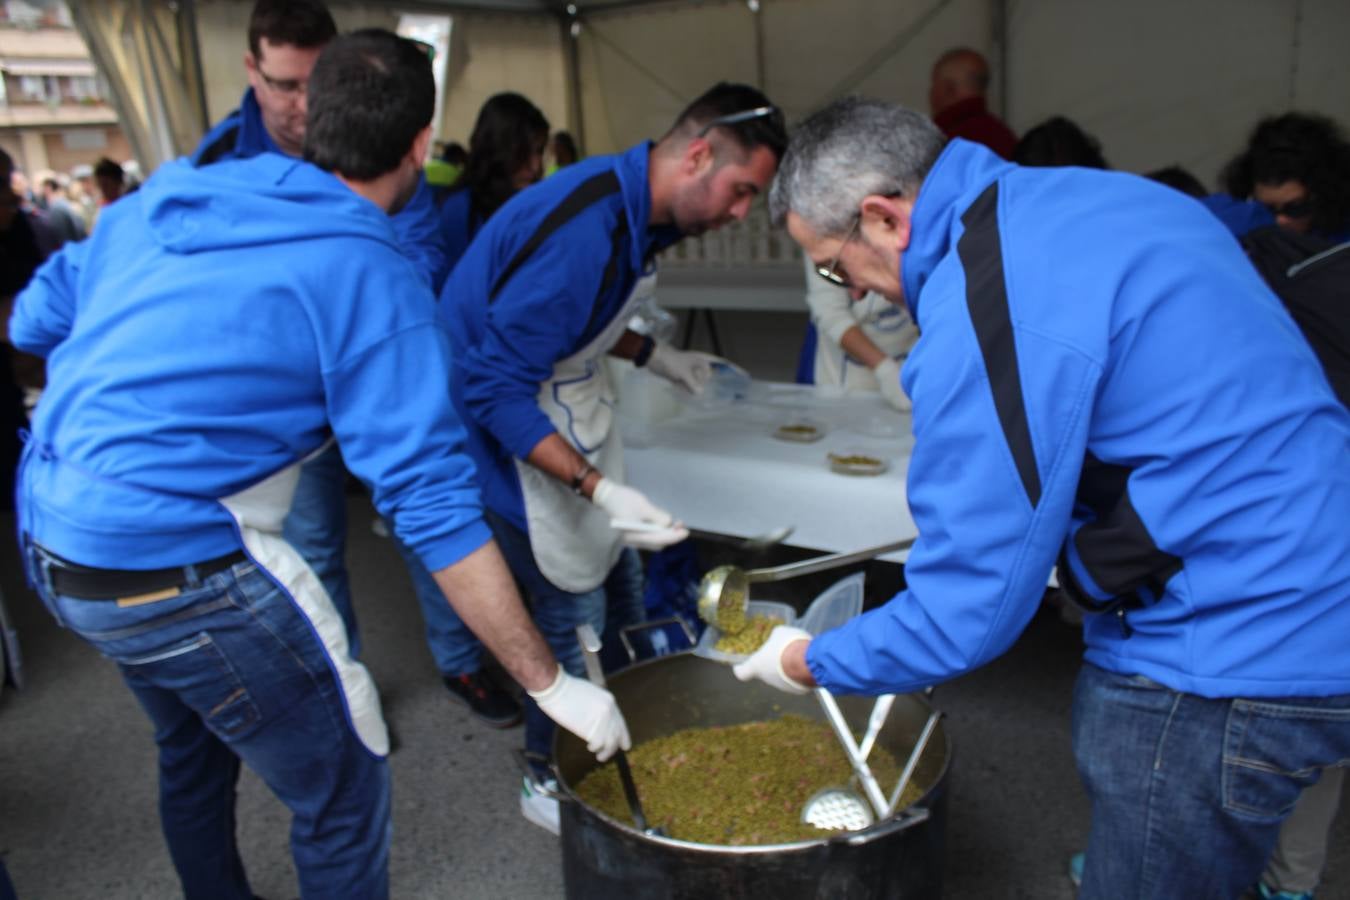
[70,0,1350,194]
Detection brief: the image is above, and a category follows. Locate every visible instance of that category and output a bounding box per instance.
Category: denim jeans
[389,525,483,678]
[283,443,360,658]
[482,509,646,761]
[30,551,391,900]
[1072,663,1350,900]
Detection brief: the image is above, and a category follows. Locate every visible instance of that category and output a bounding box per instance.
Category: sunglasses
[696,105,780,139]
[815,215,861,288]
[1263,197,1314,220]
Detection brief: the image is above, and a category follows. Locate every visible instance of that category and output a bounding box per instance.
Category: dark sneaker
[443,671,522,728]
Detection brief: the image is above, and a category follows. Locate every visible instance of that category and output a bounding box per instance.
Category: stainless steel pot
[550,652,951,899]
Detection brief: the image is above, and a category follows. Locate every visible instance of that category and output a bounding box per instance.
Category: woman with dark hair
[439,92,549,265]
[1220,112,1350,239]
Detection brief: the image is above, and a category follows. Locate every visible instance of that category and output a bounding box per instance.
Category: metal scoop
[802,691,942,832]
[696,536,916,632]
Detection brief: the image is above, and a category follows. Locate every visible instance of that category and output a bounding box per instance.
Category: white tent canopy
[73,0,1350,192]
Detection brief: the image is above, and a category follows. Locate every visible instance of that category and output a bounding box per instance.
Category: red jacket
[933,96,1017,160]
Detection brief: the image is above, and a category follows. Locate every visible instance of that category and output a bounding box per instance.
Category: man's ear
[859,193,914,253]
[408,125,434,168]
[683,136,715,178]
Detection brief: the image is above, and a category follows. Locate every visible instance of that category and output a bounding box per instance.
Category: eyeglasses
[256,64,306,97]
[815,215,861,287]
[696,105,779,139]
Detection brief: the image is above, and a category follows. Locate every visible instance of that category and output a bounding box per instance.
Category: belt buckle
[116,586,182,608]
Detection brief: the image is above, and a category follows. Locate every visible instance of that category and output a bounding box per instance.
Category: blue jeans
[389,526,483,677]
[30,551,391,900]
[1072,663,1350,900]
[283,443,360,658]
[482,509,646,761]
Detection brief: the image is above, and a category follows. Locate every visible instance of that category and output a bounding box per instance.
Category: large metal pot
[551,652,952,899]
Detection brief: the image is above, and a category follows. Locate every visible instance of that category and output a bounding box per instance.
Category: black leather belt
[39,547,249,602]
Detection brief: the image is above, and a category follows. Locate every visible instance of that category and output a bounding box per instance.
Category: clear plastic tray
[694,600,795,664]
[798,572,865,635]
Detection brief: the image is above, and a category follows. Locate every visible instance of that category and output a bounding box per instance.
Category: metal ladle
[696,536,916,631]
[576,623,665,837]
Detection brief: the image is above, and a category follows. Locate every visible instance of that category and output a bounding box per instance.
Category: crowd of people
[1,3,1348,899]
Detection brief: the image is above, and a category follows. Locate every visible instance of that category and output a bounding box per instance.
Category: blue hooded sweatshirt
[10,154,491,572]
[193,88,451,291]
[807,140,1350,700]
[437,143,679,530]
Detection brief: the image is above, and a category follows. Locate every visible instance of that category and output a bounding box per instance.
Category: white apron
[514,272,656,594]
[218,439,388,757]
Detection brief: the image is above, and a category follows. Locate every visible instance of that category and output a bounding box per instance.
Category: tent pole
[752,2,766,90]
[561,10,587,156]
[994,0,1009,120]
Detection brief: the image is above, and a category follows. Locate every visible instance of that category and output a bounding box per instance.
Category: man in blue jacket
[191,0,451,673]
[440,82,785,832]
[735,97,1350,898]
[7,31,627,899]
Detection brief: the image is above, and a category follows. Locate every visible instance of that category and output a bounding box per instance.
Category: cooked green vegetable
[573,715,925,845]
[714,614,778,655]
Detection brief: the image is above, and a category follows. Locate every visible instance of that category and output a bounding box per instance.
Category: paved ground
[1,499,1345,899]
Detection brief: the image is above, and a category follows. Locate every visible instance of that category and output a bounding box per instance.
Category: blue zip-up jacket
[193,88,450,291]
[438,186,482,274]
[438,143,679,529]
[808,140,1350,699]
[10,154,491,572]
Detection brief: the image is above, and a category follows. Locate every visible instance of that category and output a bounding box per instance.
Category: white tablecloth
[620,380,917,560]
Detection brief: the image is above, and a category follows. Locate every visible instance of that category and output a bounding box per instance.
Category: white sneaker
[520,775,561,835]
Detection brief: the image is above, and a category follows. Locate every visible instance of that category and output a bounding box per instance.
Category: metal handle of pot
[840,806,931,846]
[618,616,698,664]
[745,536,916,584]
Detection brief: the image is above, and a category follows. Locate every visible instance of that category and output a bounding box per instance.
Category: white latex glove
[872,357,912,413]
[732,624,813,695]
[646,343,719,394]
[528,667,632,762]
[593,477,689,550]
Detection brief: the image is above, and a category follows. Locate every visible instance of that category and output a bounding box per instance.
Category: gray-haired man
[734,97,1350,899]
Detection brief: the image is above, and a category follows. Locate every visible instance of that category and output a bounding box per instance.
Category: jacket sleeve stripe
[489,170,621,304]
[957,182,1043,508]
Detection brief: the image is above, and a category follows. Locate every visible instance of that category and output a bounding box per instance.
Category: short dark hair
[1013,116,1108,169]
[1145,166,1207,199]
[552,131,579,166]
[303,29,435,181]
[93,157,124,184]
[247,0,337,59]
[668,82,787,162]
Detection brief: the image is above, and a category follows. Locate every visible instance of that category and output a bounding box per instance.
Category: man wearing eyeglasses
[439,82,785,832]
[191,0,451,674]
[735,97,1350,899]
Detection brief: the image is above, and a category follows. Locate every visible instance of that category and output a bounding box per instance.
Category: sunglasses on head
[696,105,780,139]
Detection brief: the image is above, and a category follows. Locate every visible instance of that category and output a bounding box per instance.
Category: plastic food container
[694,600,795,664]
